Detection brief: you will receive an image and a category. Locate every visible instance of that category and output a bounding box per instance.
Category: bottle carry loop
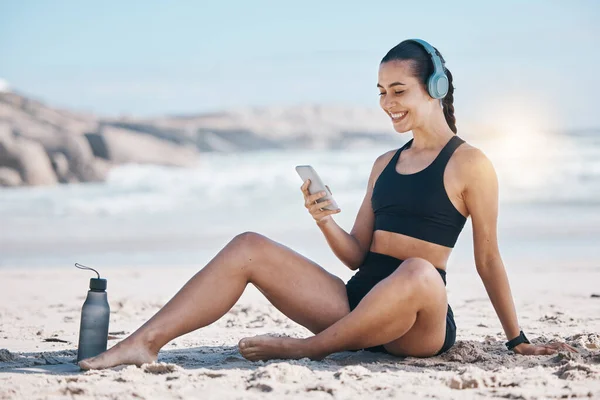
[75,263,107,291]
[75,263,101,279]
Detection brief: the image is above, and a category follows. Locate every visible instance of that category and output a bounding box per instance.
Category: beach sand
[1,260,599,399]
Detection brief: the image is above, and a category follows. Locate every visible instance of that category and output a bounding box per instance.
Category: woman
[80,39,575,370]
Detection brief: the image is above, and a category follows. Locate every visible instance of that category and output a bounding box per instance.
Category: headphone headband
[406,39,449,99]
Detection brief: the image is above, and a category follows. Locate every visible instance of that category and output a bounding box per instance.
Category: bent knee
[229,231,279,268]
[232,231,270,249]
[394,257,442,287]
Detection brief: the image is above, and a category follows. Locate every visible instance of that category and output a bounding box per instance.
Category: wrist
[316,216,333,227]
[505,330,530,351]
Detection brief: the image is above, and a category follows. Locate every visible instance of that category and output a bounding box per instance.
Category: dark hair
[381,40,457,133]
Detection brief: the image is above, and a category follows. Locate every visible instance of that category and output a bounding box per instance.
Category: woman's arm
[462,148,575,355]
[316,217,365,270]
[309,152,392,270]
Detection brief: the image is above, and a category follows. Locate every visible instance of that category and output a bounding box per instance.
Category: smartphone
[295,165,339,211]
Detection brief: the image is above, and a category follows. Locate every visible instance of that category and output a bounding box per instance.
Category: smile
[389,111,408,122]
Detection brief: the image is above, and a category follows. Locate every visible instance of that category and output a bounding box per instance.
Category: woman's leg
[79,232,351,370]
[239,257,449,360]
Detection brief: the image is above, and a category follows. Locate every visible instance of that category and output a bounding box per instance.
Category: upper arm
[461,148,501,270]
[349,151,394,256]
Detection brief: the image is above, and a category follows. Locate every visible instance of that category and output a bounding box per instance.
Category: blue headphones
[407,39,448,99]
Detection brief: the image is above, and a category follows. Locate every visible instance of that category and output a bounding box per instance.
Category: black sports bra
[371,135,467,248]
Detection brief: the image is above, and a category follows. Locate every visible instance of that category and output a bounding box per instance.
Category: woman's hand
[512,341,578,355]
[301,179,341,224]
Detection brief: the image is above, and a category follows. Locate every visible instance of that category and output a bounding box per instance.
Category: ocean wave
[0,134,598,219]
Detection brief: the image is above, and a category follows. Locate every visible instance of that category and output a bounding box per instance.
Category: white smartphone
[295,165,339,211]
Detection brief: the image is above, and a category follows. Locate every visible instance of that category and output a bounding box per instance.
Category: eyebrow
[377,82,405,89]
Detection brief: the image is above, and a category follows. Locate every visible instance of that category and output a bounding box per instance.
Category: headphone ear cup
[428,73,449,99]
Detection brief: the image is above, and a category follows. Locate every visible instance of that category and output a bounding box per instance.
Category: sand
[0,263,599,399]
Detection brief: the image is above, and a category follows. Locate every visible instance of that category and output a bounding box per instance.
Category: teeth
[390,112,407,119]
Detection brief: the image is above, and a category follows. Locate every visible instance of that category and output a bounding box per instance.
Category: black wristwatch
[505,330,530,350]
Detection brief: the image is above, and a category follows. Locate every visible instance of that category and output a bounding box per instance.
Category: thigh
[240,232,351,334]
[382,261,449,357]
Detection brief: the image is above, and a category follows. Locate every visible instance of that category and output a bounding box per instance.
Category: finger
[310,201,330,213]
[325,185,332,194]
[566,344,579,353]
[304,196,313,208]
[308,191,327,203]
[559,343,578,353]
[309,200,331,213]
[550,342,578,353]
[546,342,570,351]
[303,191,321,206]
[301,179,310,193]
[303,188,321,208]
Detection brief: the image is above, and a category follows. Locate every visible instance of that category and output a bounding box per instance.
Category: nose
[380,95,396,111]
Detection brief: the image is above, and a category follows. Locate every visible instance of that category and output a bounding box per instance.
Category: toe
[78,359,93,370]
[239,337,260,350]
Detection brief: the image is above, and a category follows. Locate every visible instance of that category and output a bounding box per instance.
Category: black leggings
[345,251,456,356]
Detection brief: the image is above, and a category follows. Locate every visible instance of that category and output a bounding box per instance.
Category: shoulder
[375,148,398,167]
[372,147,399,174]
[365,148,398,187]
[451,141,497,186]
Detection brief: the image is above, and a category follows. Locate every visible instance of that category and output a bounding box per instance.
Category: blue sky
[1,0,598,130]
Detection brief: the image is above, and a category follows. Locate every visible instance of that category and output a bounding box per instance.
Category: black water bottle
[75,263,110,362]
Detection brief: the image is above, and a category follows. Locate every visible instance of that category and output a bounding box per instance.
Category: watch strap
[505,330,530,350]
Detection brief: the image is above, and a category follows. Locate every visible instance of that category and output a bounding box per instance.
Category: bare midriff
[369,230,453,270]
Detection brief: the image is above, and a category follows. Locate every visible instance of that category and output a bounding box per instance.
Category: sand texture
[1,265,599,399]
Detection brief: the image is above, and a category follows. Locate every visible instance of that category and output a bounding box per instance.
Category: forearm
[477,257,521,340]
[317,218,366,270]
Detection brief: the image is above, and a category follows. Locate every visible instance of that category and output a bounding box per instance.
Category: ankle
[299,337,327,360]
[131,329,162,355]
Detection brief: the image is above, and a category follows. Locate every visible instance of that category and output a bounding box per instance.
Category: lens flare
[468,95,572,202]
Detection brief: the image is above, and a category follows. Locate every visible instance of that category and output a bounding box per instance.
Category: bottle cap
[90,278,107,291]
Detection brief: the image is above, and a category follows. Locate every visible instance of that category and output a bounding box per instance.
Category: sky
[1,0,598,130]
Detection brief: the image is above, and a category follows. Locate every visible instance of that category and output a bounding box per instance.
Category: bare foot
[78,338,157,370]
[238,334,323,361]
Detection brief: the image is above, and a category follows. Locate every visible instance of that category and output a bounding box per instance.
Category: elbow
[345,250,368,271]
[346,249,368,271]
[345,259,361,271]
[475,253,503,276]
[348,263,360,271]
[344,237,368,271]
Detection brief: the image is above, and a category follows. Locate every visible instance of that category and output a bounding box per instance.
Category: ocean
[1,130,598,278]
